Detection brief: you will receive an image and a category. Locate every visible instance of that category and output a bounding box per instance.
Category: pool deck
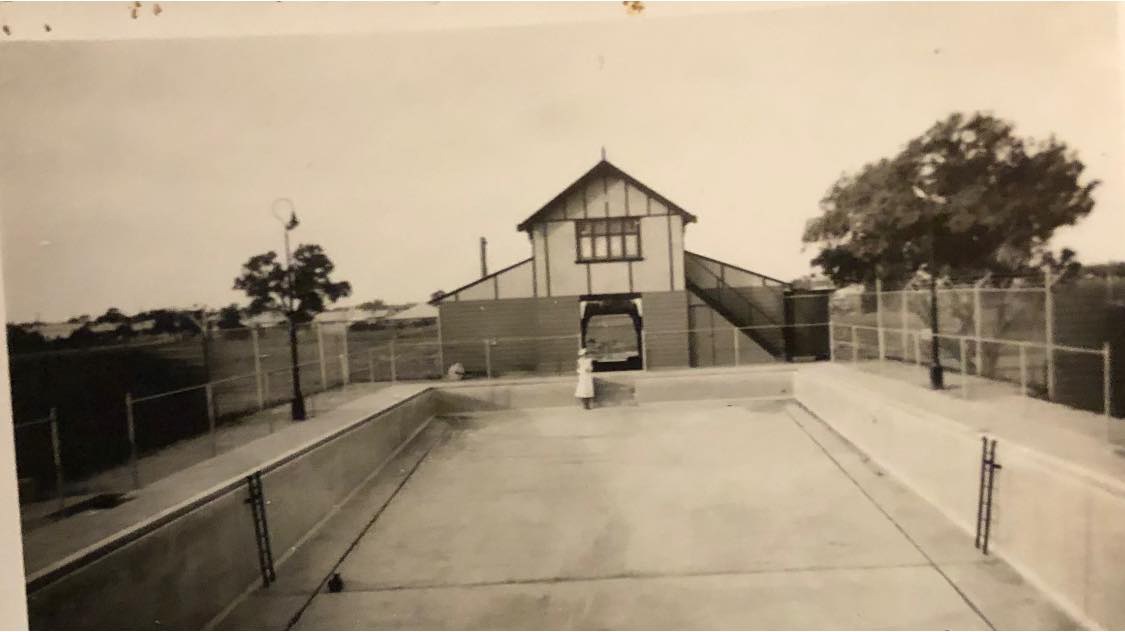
[221,398,1075,630]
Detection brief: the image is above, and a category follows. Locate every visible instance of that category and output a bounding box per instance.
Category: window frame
[575,218,643,263]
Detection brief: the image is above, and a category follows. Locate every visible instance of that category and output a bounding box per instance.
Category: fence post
[315,323,328,390]
[390,340,397,383]
[959,337,968,399]
[900,289,909,360]
[733,327,741,367]
[125,393,140,489]
[828,322,835,362]
[49,408,64,513]
[914,331,922,366]
[1105,341,1113,418]
[437,321,445,375]
[1019,342,1028,397]
[341,326,350,384]
[205,383,217,457]
[265,371,275,434]
[875,279,886,361]
[252,327,264,411]
[851,325,858,363]
[368,347,376,383]
[973,283,984,376]
[338,354,348,387]
[1045,270,1056,401]
[484,339,492,379]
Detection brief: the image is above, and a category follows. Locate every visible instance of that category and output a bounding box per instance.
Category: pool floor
[224,399,1076,630]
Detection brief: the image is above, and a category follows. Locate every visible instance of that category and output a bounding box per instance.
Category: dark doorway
[580,295,643,372]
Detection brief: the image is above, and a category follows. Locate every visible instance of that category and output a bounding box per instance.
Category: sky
[0,1,1122,323]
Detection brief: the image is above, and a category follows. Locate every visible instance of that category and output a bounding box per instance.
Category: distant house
[314,307,386,326]
[242,312,288,328]
[384,303,438,327]
[429,158,830,374]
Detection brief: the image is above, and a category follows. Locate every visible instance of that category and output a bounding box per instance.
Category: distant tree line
[7,295,408,355]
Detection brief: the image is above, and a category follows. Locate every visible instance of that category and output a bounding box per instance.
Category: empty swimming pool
[220,395,1074,630]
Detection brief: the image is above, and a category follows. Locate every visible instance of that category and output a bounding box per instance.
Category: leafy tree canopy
[94,307,130,324]
[6,325,48,354]
[803,112,1098,288]
[232,244,352,323]
[216,304,244,330]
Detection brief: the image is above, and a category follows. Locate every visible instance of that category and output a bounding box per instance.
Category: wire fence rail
[828,273,1122,419]
[13,322,826,501]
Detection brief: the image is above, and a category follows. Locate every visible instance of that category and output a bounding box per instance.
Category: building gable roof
[515,159,698,233]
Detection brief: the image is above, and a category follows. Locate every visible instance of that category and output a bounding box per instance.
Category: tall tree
[805,112,1099,380]
[233,244,351,323]
[803,112,1098,288]
[233,243,351,420]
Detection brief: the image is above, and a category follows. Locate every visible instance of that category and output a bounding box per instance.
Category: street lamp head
[271,197,295,223]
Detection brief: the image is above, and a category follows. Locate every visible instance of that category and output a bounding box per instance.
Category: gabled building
[431,159,828,375]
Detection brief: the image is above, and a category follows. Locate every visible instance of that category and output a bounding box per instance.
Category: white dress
[575,357,595,398]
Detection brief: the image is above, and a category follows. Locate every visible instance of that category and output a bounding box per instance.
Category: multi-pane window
[577,218,642,262]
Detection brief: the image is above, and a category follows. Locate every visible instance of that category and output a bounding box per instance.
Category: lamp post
[913,152,947,390]
[272,198,306,421]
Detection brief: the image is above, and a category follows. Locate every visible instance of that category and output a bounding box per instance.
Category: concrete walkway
[20,383,393,531]
[825,361,1125,484]
[21,381,429,581]
[222,398,1073,630]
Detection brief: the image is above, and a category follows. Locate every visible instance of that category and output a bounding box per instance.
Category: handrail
[685,256,782,329]
[683,251,791,287]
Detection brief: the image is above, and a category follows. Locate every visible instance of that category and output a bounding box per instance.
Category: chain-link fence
[829,274,1121,418]
[10,318,832,504]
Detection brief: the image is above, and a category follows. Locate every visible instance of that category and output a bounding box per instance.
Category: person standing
[575,348,595,409]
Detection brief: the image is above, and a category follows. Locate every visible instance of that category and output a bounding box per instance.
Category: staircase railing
[684,255,786,356]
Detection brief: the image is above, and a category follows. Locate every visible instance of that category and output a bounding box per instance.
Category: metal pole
[1045,270,1056,401]
[851,325,858,363]
[125,393,140,489]
[1105,341,1113,418]
[49,408,64,513]
[973,283,984,376]
[390,340,397,383]
[733,327,740,367]
[929,253,943,389]
[901,289,909,360]
[316,322,327,390]
[828,322,836,362]
[875,279,885,361]
[1019,343,1028,397]
[252,327,264,411]
[266,370,275,434]
[341,325,350,384]
[959,337,968,399]
[205,383,217,457]
[484,339,492,379]
[437,315,445,376]
[641,330,648,370]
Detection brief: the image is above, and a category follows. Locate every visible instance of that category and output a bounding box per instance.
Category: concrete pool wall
[26,389,441,630]
[796,363,1125,630]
